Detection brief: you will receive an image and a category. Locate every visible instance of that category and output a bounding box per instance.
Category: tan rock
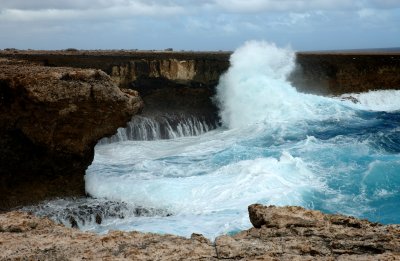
[1,205,399,260]
[0,211,216,260]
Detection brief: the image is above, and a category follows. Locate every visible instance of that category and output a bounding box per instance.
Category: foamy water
[29,41,400,239]
[340,90,400,112]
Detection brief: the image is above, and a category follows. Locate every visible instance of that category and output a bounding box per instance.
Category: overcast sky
[0,0,399,51]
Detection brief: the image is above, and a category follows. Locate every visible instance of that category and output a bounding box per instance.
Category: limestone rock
[0,211,217,260]
[220,204,400,260]
[0,50,231,122]
[1,205,399,260]
[0,59,143,210]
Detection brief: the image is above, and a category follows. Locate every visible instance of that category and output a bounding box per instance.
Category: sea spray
[215,40,353,128]
[216,41,297,128]
[339,90,400,112]
[31,41,400,239]
[84,41,400,237]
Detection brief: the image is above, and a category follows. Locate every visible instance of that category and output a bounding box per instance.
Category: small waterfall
[21,198,172,230]
[99,114,218,143]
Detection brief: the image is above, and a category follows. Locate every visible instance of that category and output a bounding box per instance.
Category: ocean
[25,41,400,239]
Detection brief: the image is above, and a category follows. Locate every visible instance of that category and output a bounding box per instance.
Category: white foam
[215,40,353,129]
[84,40,400,238]
[86,140,321,237]
[339,90,400,112]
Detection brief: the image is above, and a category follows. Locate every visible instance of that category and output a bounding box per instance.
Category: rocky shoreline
[1,51,399,210]
[1,204,399,260]
[1,51,400,259]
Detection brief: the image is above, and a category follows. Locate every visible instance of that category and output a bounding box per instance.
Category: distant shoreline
[1,47,400,56]
[298,47,400,55]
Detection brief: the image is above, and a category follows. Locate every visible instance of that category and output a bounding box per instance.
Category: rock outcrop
[1,204,399,260]
[0,51,230,123]
[0,50,231,90]
[107,56,229,120]
[2,50,399,122]
[0,59,143,210]
[292,52,400,95]
[235,204,400,259]
[2,50,399,97]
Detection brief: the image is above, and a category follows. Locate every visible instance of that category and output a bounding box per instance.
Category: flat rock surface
[1,204,399,260]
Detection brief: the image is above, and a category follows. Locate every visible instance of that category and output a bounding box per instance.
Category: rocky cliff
[0,51,231,120]
[1,204,399,260]
[1,50,399,119]
[1,50,399,97]
[0,58,143,210]
[292,52,400,95]
[0,51,230,88]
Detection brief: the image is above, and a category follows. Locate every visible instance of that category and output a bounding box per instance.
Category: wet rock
[340,95,360,104]
[68,216,78,229]
[21,198,173,229]
[95,213,102,224]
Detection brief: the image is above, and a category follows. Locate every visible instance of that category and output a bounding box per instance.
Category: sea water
[30,41,400,239]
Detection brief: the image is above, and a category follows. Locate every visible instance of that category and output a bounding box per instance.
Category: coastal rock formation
[2,50,400,97]
[292,52,400,95]
[227,204,400,259]
[0,211,216,260]
[0,59,143,210]
[109,58,224,89]
[1,205,399,260]
[108,57,228,120]
[0,50,230,89]
[2,50,399,121]
[0,50,231,120]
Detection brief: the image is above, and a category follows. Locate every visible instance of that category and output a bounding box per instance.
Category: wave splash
[340,90,400,112]
[79,41,400,239]
[216,41,353,128]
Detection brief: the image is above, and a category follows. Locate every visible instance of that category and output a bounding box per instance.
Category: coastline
[1,204,399,260]
[1,50,400,259]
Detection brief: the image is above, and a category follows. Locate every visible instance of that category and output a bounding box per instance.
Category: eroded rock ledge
[0,59,143,210]
[0,204,399,260]
[0,50,231,120]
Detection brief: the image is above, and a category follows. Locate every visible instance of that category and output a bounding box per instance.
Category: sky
[0,0,399,51]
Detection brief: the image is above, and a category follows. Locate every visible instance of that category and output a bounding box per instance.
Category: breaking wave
[34,41,400,239]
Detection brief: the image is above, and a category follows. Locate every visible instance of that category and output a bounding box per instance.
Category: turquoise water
[78,41,400,238]
[84,111,400,237]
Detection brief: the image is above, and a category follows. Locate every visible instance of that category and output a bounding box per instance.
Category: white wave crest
[339,90,400,112]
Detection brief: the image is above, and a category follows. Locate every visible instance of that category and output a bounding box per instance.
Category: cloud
[0,0,398,50]
[358,8,377,18]
[214,0,355,13]
[0,0,110,10]
[369,0,400,9]
[0,1,184,22]
[1,0,399,21]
